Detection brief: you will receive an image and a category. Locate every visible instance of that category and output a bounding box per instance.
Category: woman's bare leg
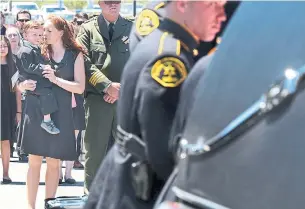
[26,155,43,209]
[45,157,60,199]
[1,140,11,179]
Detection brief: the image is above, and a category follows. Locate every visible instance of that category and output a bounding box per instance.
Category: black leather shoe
[1,178,12,184]
[64,178,76,184]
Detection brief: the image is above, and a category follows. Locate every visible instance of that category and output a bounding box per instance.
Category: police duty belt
[178,66,305,157]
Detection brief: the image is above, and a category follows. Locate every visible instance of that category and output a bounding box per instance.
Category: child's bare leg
[43,114,51,122]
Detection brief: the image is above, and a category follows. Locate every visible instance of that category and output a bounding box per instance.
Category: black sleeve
[136,55,188,180]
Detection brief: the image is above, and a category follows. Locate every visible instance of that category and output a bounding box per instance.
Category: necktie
[109,23,114,41]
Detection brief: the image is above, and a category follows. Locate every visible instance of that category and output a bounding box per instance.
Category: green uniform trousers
[84,94,117,192]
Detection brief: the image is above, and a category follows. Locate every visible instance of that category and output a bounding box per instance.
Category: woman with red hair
[17,15,86,209]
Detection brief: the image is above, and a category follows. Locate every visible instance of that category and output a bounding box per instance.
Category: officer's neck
[102,12,118,23]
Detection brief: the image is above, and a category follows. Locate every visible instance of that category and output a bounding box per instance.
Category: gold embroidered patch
[151,57,187,87]
[136,9,160,36]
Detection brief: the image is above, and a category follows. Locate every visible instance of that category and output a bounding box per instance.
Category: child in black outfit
[16,21,60,134]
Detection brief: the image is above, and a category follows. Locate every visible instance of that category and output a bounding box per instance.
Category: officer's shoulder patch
[151,57,187,88]
[136,9,160,36]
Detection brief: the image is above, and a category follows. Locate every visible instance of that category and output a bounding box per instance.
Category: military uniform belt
[116,125,146,160]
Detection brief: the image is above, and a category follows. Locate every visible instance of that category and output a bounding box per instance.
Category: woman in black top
[17,15,86,208]
[0,35,19,184]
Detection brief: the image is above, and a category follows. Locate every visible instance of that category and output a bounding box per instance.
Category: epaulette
[157,32,181,56]
[123,16,135,22]
[153,1,167,10]
[151,32,187,88]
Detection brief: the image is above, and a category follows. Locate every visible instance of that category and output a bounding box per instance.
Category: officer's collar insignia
[216,37,222,45]
[136,9,160,36]
[122,36,129,44]
[151,57,187,87]
[193,49,199,56]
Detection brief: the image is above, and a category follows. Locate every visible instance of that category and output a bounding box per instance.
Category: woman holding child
[17,15,86,209]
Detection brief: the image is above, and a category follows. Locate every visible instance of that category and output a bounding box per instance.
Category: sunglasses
[18,19,30,23]
[105,1,121,5]
[76,20,84,26]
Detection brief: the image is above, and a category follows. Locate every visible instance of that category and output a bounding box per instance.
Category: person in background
[76,0,133,193]
[15,10,31,36]
[69,21,86,169]
[5,26,23,157]
[72,12,89,37]
[6,26,22,55]
[0,11,6,35]
[0,35,19,184]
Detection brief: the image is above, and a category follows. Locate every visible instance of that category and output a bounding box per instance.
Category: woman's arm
[45,52,85,94]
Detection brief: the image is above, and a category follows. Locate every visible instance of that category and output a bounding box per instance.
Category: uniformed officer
[84,1,227,209]
[76,0,132,193]
[153,2,241,206]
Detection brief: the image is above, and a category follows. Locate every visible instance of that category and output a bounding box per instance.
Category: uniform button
[126,49,128,51]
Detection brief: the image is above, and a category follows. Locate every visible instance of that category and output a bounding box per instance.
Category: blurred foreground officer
[84,1,226,209]
[76,0,132,193]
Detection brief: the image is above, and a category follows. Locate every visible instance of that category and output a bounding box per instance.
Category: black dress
[1,64,16,141]
[20,50,78,161]
[73,94,85,131]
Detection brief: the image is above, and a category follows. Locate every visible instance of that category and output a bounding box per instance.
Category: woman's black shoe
[58,178,63,185]
[1,178,12,184]
[64,178,76,184]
